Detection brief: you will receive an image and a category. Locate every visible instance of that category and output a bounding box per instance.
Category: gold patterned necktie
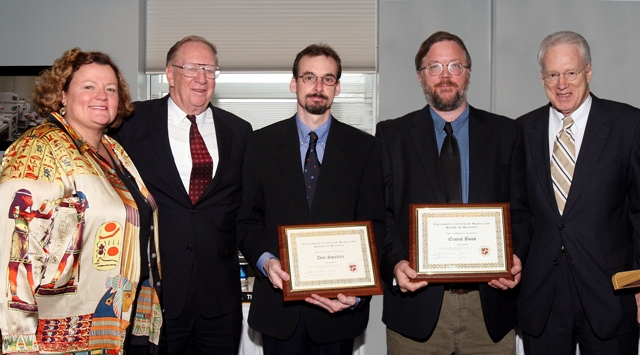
[550,116,576,215]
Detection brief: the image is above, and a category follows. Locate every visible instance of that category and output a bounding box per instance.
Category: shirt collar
[430,103,470,133]
[168,96,209,125]
[550,94,591,133]
[295,114,332,144]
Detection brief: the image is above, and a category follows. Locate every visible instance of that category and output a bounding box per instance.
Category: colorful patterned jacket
[0,113,162,354]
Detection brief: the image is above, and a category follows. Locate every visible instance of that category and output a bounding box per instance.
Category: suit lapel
[275,117,310,216]
[410,107,446,202]
[527,105,557,213]
[562,95,610,216]
[468,107,490,203]
[310,119,349,218]
[147,97,189,198]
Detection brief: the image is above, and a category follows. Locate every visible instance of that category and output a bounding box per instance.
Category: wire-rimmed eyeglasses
[418,62,468,76]
[543,64,589,83]
[171,62,221,79]
[298,74,338,86]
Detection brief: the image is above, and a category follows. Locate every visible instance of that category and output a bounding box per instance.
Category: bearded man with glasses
[517,30,640,355]
[112,35,252,354]
[375,31,533,354]
[236,43,385,355]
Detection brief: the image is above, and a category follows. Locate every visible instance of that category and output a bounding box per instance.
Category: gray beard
[423,81,468,112]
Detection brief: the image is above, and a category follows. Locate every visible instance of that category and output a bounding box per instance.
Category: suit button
[553,260,558,266]
[187,246,193,252]
[559,224,565,230]
[156,281,161,287]
[190,209,196,214]
[150,225,154,231]
[151,252,157,259]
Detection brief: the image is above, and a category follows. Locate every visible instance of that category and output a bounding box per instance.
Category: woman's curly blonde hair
[32,48,134,129]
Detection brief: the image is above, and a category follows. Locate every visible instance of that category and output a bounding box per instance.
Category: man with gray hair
[517,30,640,354]
[113,35,252,354]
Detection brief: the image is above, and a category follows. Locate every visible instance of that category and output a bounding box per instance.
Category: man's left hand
[305,293,357,313]
[488,254,522,290]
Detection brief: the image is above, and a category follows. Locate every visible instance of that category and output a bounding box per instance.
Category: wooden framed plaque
[612,270,640,290]
[409,203,513,282]
[278,221,383,301]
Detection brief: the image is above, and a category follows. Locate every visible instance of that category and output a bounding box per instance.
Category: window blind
[146,0,377,72]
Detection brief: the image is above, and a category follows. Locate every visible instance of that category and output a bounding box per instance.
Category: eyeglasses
[298,74,338,86]
[171,62,221,79]
[543,65,588,83]
[419,62,468,76]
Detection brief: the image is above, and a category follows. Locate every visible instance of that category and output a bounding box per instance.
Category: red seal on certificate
[349,263,358,272]
[480,246,491,256]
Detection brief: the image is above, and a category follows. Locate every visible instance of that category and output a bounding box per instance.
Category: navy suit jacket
[236,116,385,344]
[517,94,640,338]
[376,105,532,342]
[112,96,252,319]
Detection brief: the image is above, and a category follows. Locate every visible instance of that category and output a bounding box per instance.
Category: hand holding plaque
[278,221,383,301]
[409,203,514,283]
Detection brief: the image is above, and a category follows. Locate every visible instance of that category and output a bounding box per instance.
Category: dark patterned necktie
[187,115,213,205]
[440,122,462,203]
[304,131,321,208]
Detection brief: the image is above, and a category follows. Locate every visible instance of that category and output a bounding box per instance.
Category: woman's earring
[60,106,66,116]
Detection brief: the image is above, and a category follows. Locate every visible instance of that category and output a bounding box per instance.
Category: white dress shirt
[167,97,220,192]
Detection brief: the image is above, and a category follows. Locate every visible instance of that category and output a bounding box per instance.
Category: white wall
[494,0,640,118]
[0,0,145,100]
[379,0,640,122]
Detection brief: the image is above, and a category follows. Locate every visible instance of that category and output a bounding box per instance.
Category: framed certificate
[409,203,513,282]
[278,221,383,301]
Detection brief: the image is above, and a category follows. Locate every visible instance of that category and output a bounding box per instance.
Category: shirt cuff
[257,252,278,277]
[352,297,361,310]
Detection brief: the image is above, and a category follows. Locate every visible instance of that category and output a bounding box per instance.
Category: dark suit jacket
[236,116,385,344]
[112,96,252,319]
[517,94,640,339]
[375,105,532,342]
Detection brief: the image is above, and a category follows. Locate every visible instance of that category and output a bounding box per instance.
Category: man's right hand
[264,257,290,290]
[394,260,428,292]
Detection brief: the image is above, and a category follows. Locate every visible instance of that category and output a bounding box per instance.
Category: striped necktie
[550,116,576,215]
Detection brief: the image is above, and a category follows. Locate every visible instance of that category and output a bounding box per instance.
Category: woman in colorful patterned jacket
[0,48,162,355]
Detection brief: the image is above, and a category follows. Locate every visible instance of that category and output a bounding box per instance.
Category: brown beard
[303,93,331,115]
[423,78,469,112]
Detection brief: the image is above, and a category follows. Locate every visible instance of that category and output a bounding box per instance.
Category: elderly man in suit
[517,30,640,354]
[112,35,252,354]
[375,31,532,355]
[236,43,385,355]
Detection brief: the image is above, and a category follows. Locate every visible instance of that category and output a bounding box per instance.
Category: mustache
[435,80,458,88]
[307,93,328,100]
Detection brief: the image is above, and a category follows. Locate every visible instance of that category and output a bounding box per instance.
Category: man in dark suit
[376,31,532,354]
[517,30,640,354]
[112,35,252,354]
[236,44,385,355]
